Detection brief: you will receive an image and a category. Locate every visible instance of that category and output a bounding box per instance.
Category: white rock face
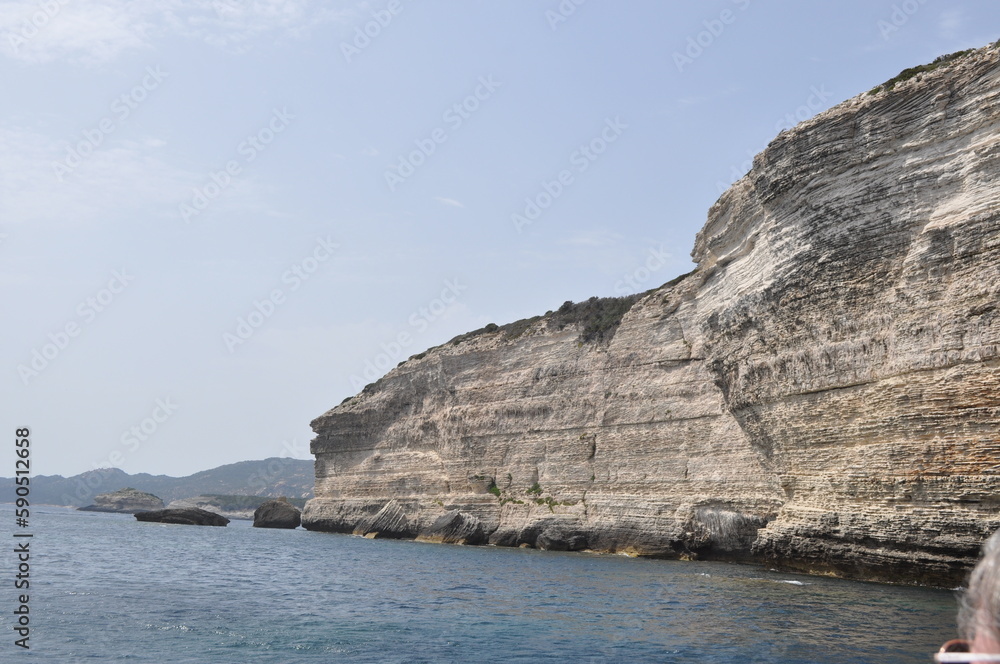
[304,45,1000,585]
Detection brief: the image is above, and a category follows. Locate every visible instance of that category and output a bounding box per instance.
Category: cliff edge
[304,45,1000,586]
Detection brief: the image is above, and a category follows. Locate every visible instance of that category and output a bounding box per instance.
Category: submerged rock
[79,488,164,514]
[134,508,229,527]
[253,497,301,529]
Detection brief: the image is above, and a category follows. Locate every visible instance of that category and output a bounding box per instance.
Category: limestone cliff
[304,45,1000,586]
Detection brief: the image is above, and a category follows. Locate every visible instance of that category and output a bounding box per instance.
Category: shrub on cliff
[549,294,643,344]
[870,48,975,94]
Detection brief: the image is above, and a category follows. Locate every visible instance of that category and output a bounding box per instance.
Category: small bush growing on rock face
[870,48,975,94]
[448,321,505,346]
[548,295,643,344]
[488,481,501,498]
[662,269,695,289]
[527,482,542,495]
[502,315,542,341]
[534,496,560,512]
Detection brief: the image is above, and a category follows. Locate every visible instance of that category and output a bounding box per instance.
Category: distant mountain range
[2,457,314,507]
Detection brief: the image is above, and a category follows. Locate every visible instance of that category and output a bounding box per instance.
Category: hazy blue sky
[2,0,997,477]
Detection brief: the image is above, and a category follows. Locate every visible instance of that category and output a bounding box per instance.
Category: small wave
[747,577,810,586]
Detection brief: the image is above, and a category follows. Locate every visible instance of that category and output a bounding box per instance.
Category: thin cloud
[0,126,195,225]
[0,1,354,65]
[435,197,464,208]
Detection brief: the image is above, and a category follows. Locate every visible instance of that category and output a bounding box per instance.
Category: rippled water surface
[2,505,958,662]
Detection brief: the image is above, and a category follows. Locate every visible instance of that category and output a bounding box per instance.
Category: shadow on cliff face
[307,44,1000,587]
[690,507,772,558]
[488,519,590,552]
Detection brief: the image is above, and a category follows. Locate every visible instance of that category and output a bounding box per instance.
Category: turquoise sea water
[1,505,958,663]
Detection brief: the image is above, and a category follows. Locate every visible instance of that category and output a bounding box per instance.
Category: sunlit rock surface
[304,45,1000,586]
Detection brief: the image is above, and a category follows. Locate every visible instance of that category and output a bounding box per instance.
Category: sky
[1,0,997,478]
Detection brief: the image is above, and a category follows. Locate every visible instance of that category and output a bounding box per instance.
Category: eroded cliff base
[304,44,1000,587]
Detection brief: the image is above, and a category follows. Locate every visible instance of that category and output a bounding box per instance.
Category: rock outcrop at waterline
[253,497,301,529]
[303,45,1000,586]
[135,508,229,527]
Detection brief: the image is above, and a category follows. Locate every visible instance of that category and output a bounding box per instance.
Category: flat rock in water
[134,508,229,527]
[253,499,301,529]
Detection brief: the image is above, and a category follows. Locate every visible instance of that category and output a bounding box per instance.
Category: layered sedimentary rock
[304,46,1000,585]
[78,488,164,513]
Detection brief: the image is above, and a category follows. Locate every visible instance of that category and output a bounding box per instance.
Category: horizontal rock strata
[304,45,1000,586]
[78,488,164,513]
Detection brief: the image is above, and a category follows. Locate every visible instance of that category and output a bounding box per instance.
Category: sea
[1,504,958,663]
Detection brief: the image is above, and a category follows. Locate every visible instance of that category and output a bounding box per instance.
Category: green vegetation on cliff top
[354,271,698,398]
[869,49,976,94]
[426,271,696,356]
